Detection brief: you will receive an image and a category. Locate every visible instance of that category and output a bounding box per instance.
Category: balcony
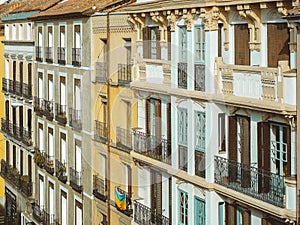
[69,108,82,130]
[195,151,205,178]
[58,47,66,65]
[2,78,8,92]
[95,61,107,83]
[44,153,54,175]
[34,150,45,169]
[34,97,54,120]
[133,130,171,165]
[93,175,107,201]
[194,63,205,91]
[134,201,170,225]
[116,127,132,152]
[0,160,32,197]
[8,79,15,94]
[94,121,107,143]
[72,48,81,66]
[45,47,53,63]
[15,80,22,97]
[22,83,32,100]
[70,167,83,193]
[36,46,43,62]
[32,203,44,223]
[178,62,187,89]
[178,145,187,172]
[115,187,132,216]
[118,64,132,85]
[55,103,67,125]
[214,156,285,208]
[55,159,67,183]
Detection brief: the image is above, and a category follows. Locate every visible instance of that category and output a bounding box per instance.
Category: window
[38,26,42,47]
[19,24,23,40]
[150,27,157,59]
[218,203,224,225]
[75,200,82,225]
[194,198,205,225]
[195,111,205,151]
[58,26,66,64]
[5,24,9,40]
[178,108,188,146]
[270,123,290,176]
[195,25,205,62]
[48,127,54,157]
[74,79,81,110]
[75,140,82,173]
[48,182,54,221]
[38,123,44,151]
[12,24,16,40]
[179,26,187,62]
[27,23,31,40]
[60,133,67,164]
[179,190,188,225]
[235,24,250,65]
[218,113,225,152]
[145,98,161,136]
[143,26,160,59]
[38,72,43,98]
[39,175,44,207]
[61,190,67,225]
[60,76,66,106]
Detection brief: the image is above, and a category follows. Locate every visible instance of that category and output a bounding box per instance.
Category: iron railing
[36,46,43,62]
[178,62,187,89]
[134,201,170,225]
[72,48,81,66]
[58,47,66,65]
[45,47,53,63]
[8,79,15,94]
[93,175,107,201]
[195,151,205,178]
[178,145,187,171]
[2,78,8,92]
[34,97,54,120]
[95,61,107,82]
[214,156,285,208]
[69,108,82,130]
[55,103,67,124]
[194,64,205,91]
[15,81,22,97]
[116,127,132,152]
[94,121,107,142]
[133,130,171,165]
[55,159,67,183]
[118,64,132,85]
[32,203,44,223]
[22,83,32,99]
[70,167,82,193]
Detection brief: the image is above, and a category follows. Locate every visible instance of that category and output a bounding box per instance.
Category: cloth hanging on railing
[115,187,127,211]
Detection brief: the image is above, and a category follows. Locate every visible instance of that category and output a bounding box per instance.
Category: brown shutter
[228,116,237,182]
[146,99,150,134]
[5,141,9,163]
[127,166,132,199]
[28,63,32,85]
[218,23,223,57]
[283,126,291,176]
[218,113,226,152]
[168,177,172,222]
[143,26,150,59]
[20,150,23,176]
[19,62,23,83]
[225,203,235,225]
[257,122,270,193]
[156,27,161,60]
[155,100,161,138]
[156,172,162,215]
[235,24,250,65]
[242,210,251,225]
[167,26,171,60]
[13,145,16,168]
[268,23,289,67]
[28,155,32,180]
[241,117,251,188]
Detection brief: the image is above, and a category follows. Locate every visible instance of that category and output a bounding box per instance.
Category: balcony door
[235,24,250,66]
[150,169,162,218]
[75,141,82,174]
[146,98,161,137]
[48,182,54,220]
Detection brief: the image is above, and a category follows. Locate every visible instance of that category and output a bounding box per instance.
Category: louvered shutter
[143,26,150,59]
[241,117,251,188]
[169,177,172,222]
[235,24,250,65]
[167,26,171,60]
[156,27,161,59]
[242,210,251,225]
[156,172,162,215]
[146,99,150,134]
[228,116,237,182]
[225,203,235,225]
[257,122,270,193]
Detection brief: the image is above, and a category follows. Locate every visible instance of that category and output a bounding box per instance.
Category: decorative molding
[182,11,194,31]
[276,1,288,16]
[219,10,229,51]
[200,7,220,31]
[167,12,177,32]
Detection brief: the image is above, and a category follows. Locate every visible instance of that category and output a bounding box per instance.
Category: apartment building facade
[125,0,297,225]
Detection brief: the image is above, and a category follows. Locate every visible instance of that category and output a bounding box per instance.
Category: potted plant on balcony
[20,175,30,183]
[56,166,67,183]
[34,152,45,168]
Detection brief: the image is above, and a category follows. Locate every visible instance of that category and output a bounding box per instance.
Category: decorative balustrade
[214,156,285,208]
[94,121,107,142]
[118,64,132,85]
[134,201,170,225]
[55,103,67,124]
[8,79,15,94]
[70,167,82,193]
[72,48,81,66]
[15,80,22,97]
[93,175,106,201]
[69,108,82,130]
[116,127,132,152]
[133,130,171,165]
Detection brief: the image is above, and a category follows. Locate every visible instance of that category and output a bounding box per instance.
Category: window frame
[178,189,188,225]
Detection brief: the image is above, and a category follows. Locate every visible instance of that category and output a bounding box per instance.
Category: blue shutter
[195,111,206,151]
[194,197,205,225]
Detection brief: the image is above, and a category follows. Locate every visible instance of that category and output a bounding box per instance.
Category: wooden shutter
[156,27,161,59]
[283,126,291,176]
[168,177,172,222]
[20,150,23,176]
[218,23,223,57]
[143,26,150,59]
[156,172,162,215]
[146,99,150,134]
[13,61,16,81]
[13,145,16,168]
[235,24,250,65]
[268,23,289,68]
[242,210,251,225]
[5,141,9,163]
[19,62,23,83]
[228,116,237,182]
[28,155,32,180]
[28,63,32,85]
[241,117,251,188]
[257,122,270,193]
[127,166,132,199]
[225,203,235,225]
[218,113,226,152]
[167,26,171,60]
[155,100,161,138]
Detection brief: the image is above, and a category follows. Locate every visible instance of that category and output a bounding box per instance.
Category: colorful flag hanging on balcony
[115,187,127,211]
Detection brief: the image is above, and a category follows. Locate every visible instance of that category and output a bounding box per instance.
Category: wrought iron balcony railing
[44,153,54,175]
[58,47,66,65]
[134,201,170,225]
[2,78,8,92]
[45,47,53,63]
[194,63,205,92]
[8,79,15,94]
[72,48,81,66]
[195,151,205,178]
[22,83,32,100]
[133,130,171,165]
[34,97,54,120]
[94,121,107,143]
[214,156,285,208]
[178,145,187,172]
[69,108,82,130]
[95,61,107,83]
[70,167,82,193]
[93,175,107,201]
[32,203,44,223]
[36,46,43,62]
[118,64,132,85]
[55,159,67,183]
[15,80,22,97]
[178,62,187,89]
[116,127,132,152]
[0,160,32,197]
[55,103,67,124]
[115,187,133,216]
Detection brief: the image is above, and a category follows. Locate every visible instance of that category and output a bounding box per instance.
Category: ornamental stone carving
[167,12,177,32]
[200,7,220,31]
